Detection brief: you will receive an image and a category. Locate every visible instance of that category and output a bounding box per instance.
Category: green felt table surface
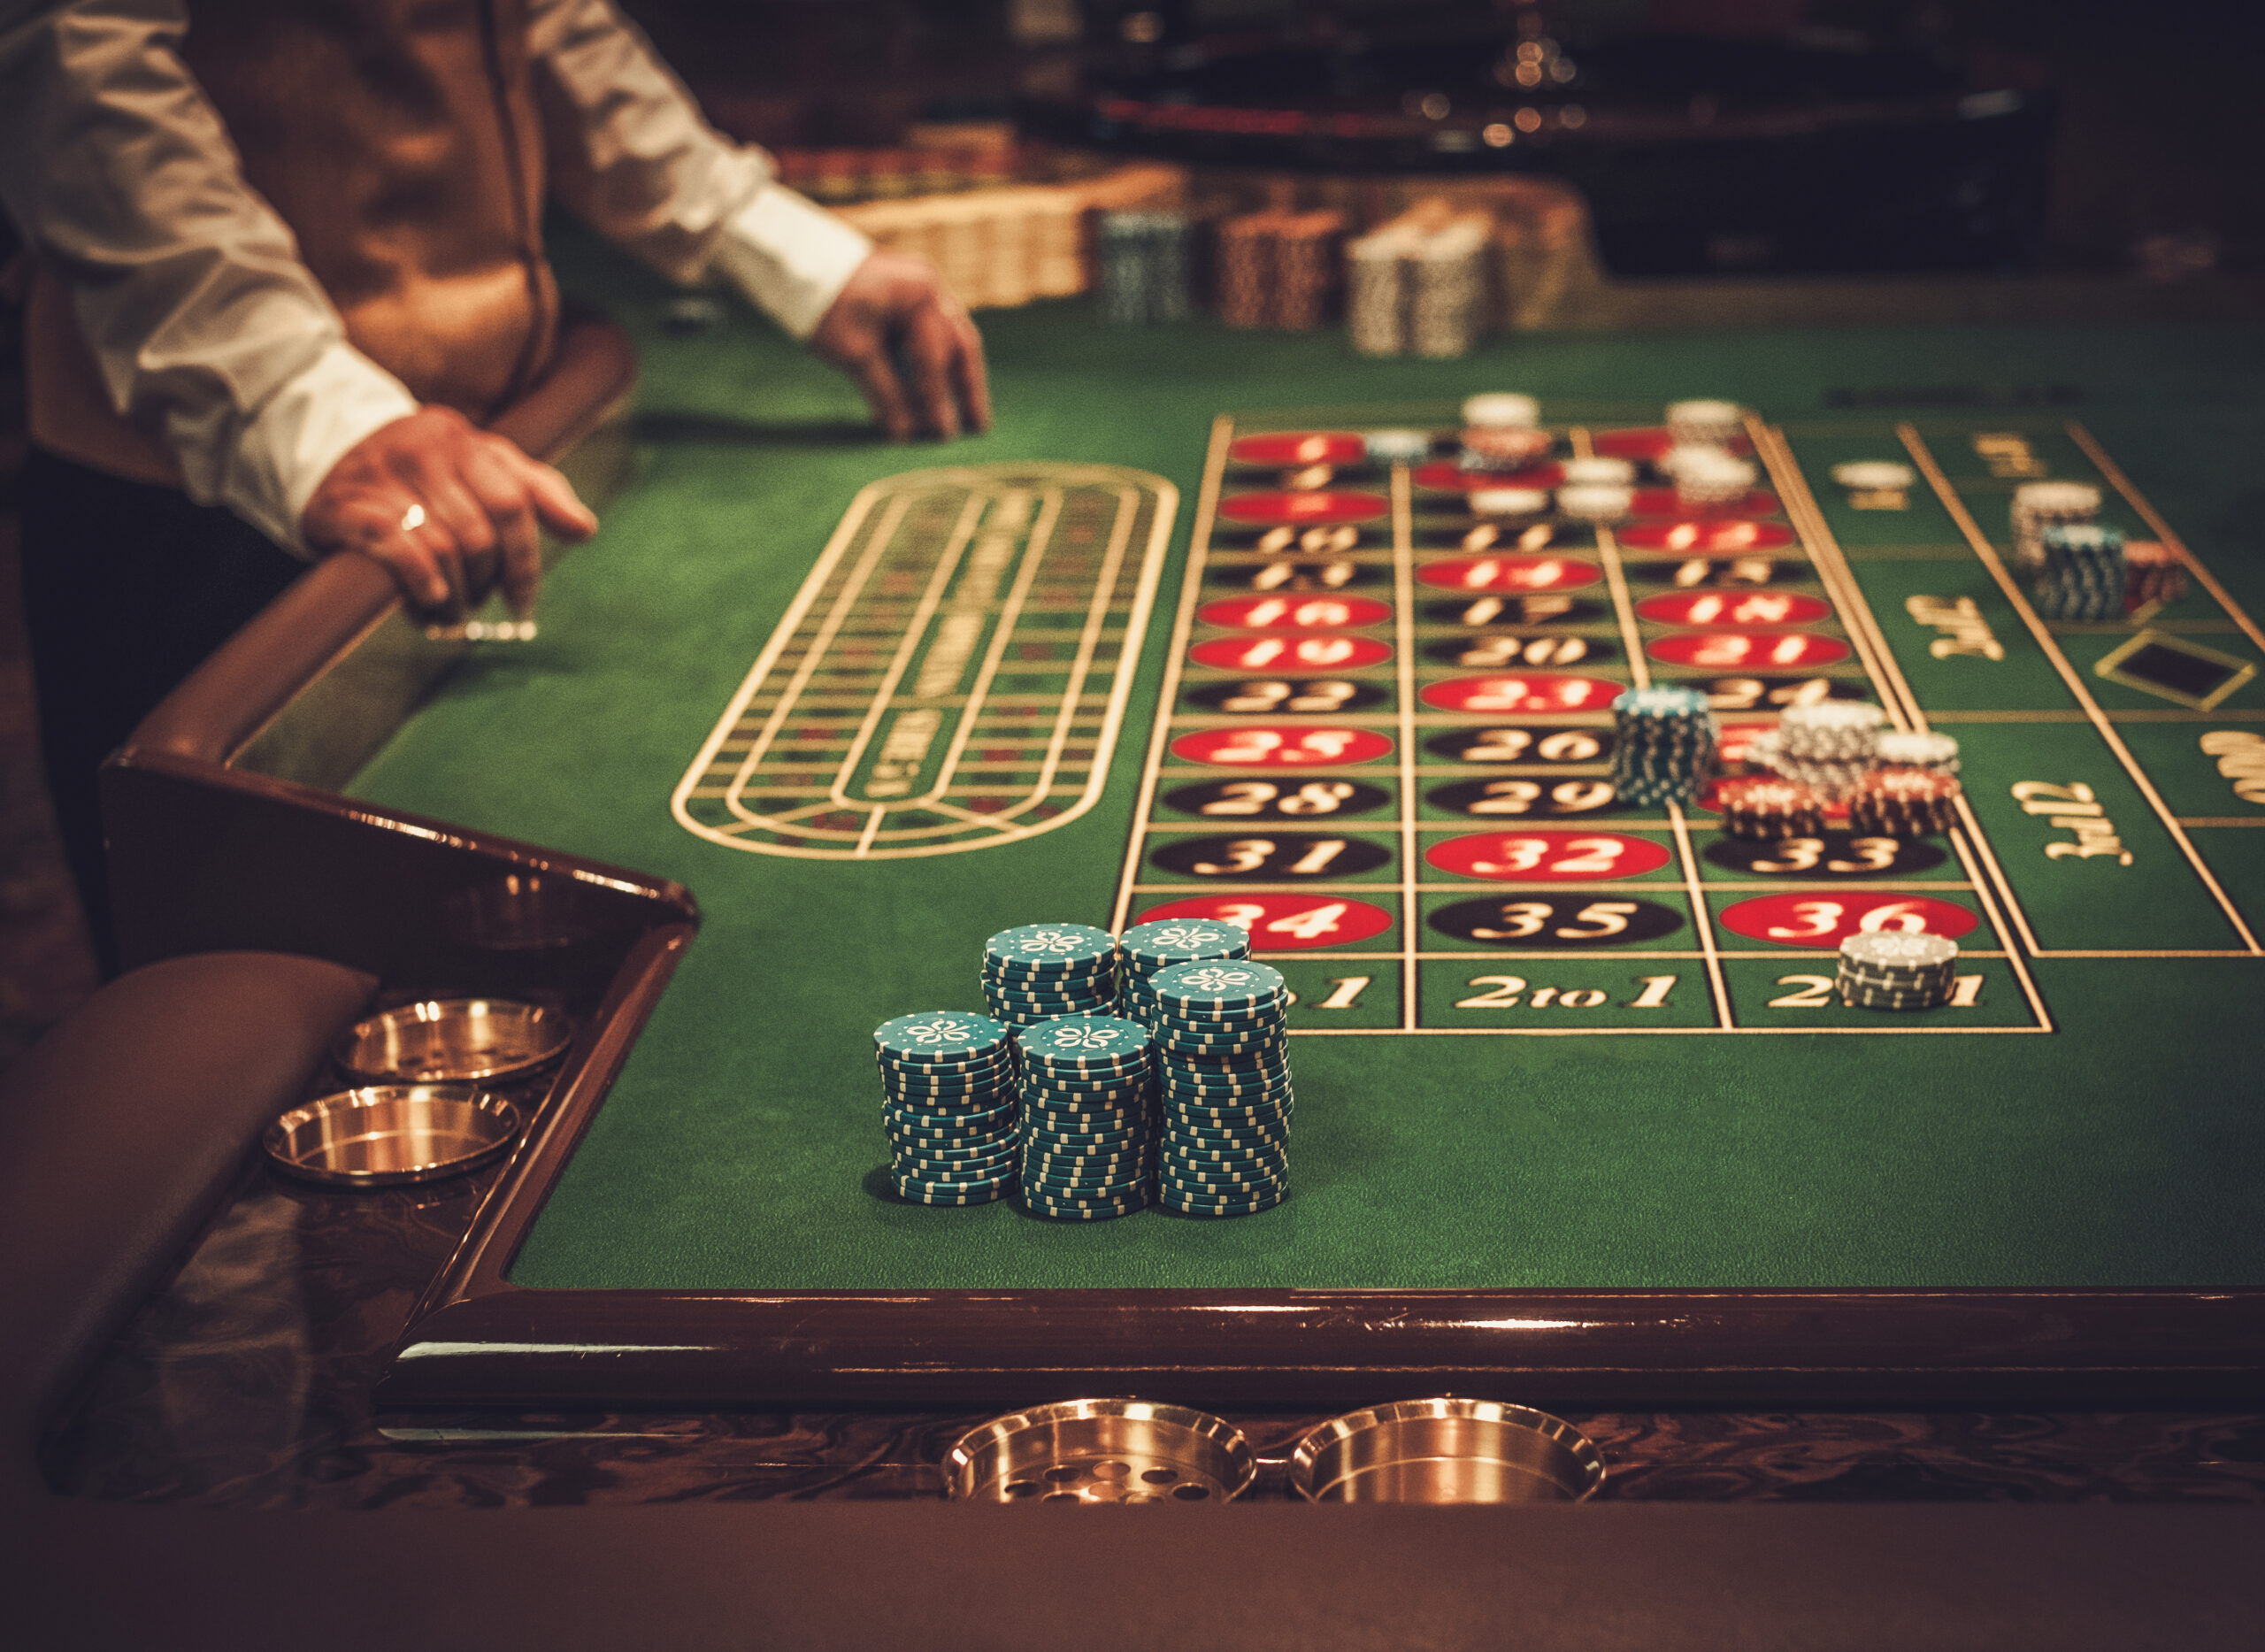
[349,235,2265,1294]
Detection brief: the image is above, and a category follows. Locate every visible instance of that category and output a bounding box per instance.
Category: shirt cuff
[219,341,420,557]
[707,183,872,340]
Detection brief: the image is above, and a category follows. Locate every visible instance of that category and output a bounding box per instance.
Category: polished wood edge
[104,748,697,941]
[384,1273,2265,1410]
[127,311,638,767]
[391,922,698,1341]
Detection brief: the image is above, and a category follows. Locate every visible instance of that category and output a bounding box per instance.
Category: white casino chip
[1462,392,1539,430]
[1560,456,1636,487]
[1468,487,1550,519]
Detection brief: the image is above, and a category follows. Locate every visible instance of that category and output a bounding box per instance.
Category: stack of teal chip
[1015,1015,1156,1220]
[1116,918,1252,1025]
[1097,211,1191,324]
[1609,686,1719,807]
[872,1011,1018,1206]
[2034,524,2127,622]
[983,923,1118,1030]
[1149,959,1293,1218]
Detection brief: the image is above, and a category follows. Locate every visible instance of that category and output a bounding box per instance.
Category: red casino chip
[1647,631,1851,669]
[1629,488,1780,519]
[1591,427,1752,462]
[1170,726,1394,767]
[1424,831,1671,882]
[1717,893,1980,949]
[1617,521,1796,553]
[1410,460,1565,492]
[1197,595,1394,630]
[1229,432,1369,466]
[1133,892,1394,951]
[1419,674,1625,713]
[1218,490,1389,526]
[1189,634,1394,672]
[1635,591,1831,627]
[1416,555,1603,593]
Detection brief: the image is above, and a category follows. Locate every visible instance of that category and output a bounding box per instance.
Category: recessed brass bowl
[947,1398,1255,1504]
[264,1086,521,1188]
[1290,1398,1605,1504]
[332,998,570,1084]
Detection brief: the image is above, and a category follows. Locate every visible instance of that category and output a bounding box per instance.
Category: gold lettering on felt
[2200,731,2265,807]
[1906,594,2005,660]
[1972,432,2048,479]
[1848,488,1908,510]
[2012,780,2132,865]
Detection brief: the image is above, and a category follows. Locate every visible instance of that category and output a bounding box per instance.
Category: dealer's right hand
[301,407,599,619]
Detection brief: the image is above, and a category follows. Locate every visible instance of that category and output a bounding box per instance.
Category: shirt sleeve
[526,0,870,339]
[0,0,418,556]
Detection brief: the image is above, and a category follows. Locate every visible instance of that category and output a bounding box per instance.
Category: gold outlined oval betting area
[673,463,1177,859]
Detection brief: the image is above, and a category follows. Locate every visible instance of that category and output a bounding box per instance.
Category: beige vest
[28,0,559,486]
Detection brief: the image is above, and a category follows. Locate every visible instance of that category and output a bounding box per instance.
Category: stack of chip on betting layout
[1667,398,1744,447]
[2032,524,2127,621]
[1096,211,1192,324]
[1609,686,1719,807]
[1636,401,1752,511]
[982,922,1119,1030]
[2008,481,2100,572]
[1457,393,1551,474]
[1847,768,1962,837]
[2122,540,2187,611]
[1117,918,1252,1024]
[1712,776,1826,841]
[1014,1014,1156,1222]
[1836,931,1959,1011]
[1730,713,1966,841]
[1148,959,1293,1217]
[1758,701,1885,803]
[1556,454,1636,526]
[1874,730,1961,776]
[873,1011,1019,1206]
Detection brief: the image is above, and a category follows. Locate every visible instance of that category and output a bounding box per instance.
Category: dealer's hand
[810,250,992,442]
[301,406,598,619]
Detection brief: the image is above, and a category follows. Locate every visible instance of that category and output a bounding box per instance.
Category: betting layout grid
[1109,410,2049,1034]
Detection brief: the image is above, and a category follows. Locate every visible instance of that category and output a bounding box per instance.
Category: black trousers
[19,448,303,977]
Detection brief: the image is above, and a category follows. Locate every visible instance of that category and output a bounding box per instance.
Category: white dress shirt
[0,0,871,552]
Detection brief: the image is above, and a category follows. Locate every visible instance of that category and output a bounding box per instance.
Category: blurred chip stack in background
[1274,211,1345,330]
[2122,541,2189,612]
[1346,220,1420,355]
[1215,210,1283,328]
[2008,480,2102,572]
[1097,211,1193,323]
[838,160,1183,311]
[1217,210,1345,330]
[2032,523,2128,621]
[1344,204,1491,357]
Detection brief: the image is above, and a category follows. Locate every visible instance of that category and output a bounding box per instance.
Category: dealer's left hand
[809,250,992,442]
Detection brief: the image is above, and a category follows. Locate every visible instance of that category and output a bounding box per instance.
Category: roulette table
[12,254,2261,1640]
[265,292,2262,1413]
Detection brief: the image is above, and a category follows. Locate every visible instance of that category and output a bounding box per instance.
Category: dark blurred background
[622,0,2261,279]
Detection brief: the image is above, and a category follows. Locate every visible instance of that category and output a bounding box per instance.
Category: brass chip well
[264,1086,522,1189]
[1291,1398,1605,1503]
[948,1399,1255,1504]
